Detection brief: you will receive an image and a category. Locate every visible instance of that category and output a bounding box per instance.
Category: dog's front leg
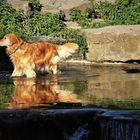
[24,69,36,78]
[11,68,23,77]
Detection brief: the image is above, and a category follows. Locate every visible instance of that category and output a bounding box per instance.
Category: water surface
[0,64,140,109]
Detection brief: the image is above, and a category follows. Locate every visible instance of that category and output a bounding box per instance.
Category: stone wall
[82,25,140,62]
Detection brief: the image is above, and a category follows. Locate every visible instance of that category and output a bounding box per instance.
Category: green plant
[108,0,140,24]
[69,8,82,22]
[82,7,95,19]
[92,2,113,19]
[20,12,65,39]
[93,0,140,25]
[0,2,26,37]
[69,8,94,28]
[28,0,41,12]
[69,0,140,28]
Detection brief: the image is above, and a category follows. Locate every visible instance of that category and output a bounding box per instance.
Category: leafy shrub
[92,0,140,25]
[69,8,97,28]
[69,8,82,22]
[69,0,140,27]
[20,12,65,39]
[107,0,140,24]
[0,2,26,37]
[69,7,107,28]
[92,2,113,19]
[28,0,42,12]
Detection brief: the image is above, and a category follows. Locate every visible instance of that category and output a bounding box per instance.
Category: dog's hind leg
[49,56,60,74]
[50,64,58,74]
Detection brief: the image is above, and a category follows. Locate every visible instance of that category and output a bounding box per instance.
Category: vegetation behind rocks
[69,0,140,28]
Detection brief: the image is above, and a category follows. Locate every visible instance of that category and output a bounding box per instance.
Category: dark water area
[0,109,140,140]
[1,64,140,109]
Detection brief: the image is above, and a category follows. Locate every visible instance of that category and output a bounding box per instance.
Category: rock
[82,25,140,62]
[39,0,90,19]
[29,36,67,44]
[6,0,32,16]
[93,18,104,23]
[64,21,82,29]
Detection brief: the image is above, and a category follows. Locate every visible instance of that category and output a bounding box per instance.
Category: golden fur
[0,34,78,77]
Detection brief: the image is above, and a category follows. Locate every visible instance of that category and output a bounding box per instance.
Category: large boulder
[82,25,140,62]
[39,0,90,19]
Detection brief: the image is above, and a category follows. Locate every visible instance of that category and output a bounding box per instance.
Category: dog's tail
[57,43,79,59]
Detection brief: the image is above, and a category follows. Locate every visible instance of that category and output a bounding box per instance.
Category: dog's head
[0,33,23,47]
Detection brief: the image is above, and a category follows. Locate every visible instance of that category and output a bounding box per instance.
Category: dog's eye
[3,37,7,40]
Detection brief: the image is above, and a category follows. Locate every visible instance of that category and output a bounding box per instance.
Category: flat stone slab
[82,25,140,62]
[64,21,82,29]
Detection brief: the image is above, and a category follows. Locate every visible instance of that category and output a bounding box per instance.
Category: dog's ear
[8,34,23,46]
[17,36,23,44]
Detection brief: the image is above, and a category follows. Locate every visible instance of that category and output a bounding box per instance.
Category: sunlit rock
[39,0,90,19]
[82,25,140,62]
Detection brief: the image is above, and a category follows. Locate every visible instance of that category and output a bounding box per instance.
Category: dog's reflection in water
[8,77,81,109]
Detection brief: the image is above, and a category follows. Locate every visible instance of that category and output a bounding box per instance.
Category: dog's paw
[26,71,36,78]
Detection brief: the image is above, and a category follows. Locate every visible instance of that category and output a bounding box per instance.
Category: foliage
[69,0,140,28]
[91,2,113,19]
[28,0,42,12]
[69,8,82,22]
[0,2,87,58]
[20,12,65,39]
[92,0,140,25]
[69,8,92,28]
[69,7,107,28]
[0,2,26,37]
[106,0,140,24]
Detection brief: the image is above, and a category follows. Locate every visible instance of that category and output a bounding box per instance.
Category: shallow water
[0,64,140,109]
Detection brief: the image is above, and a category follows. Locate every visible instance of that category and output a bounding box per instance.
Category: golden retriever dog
[0,33,78,77]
